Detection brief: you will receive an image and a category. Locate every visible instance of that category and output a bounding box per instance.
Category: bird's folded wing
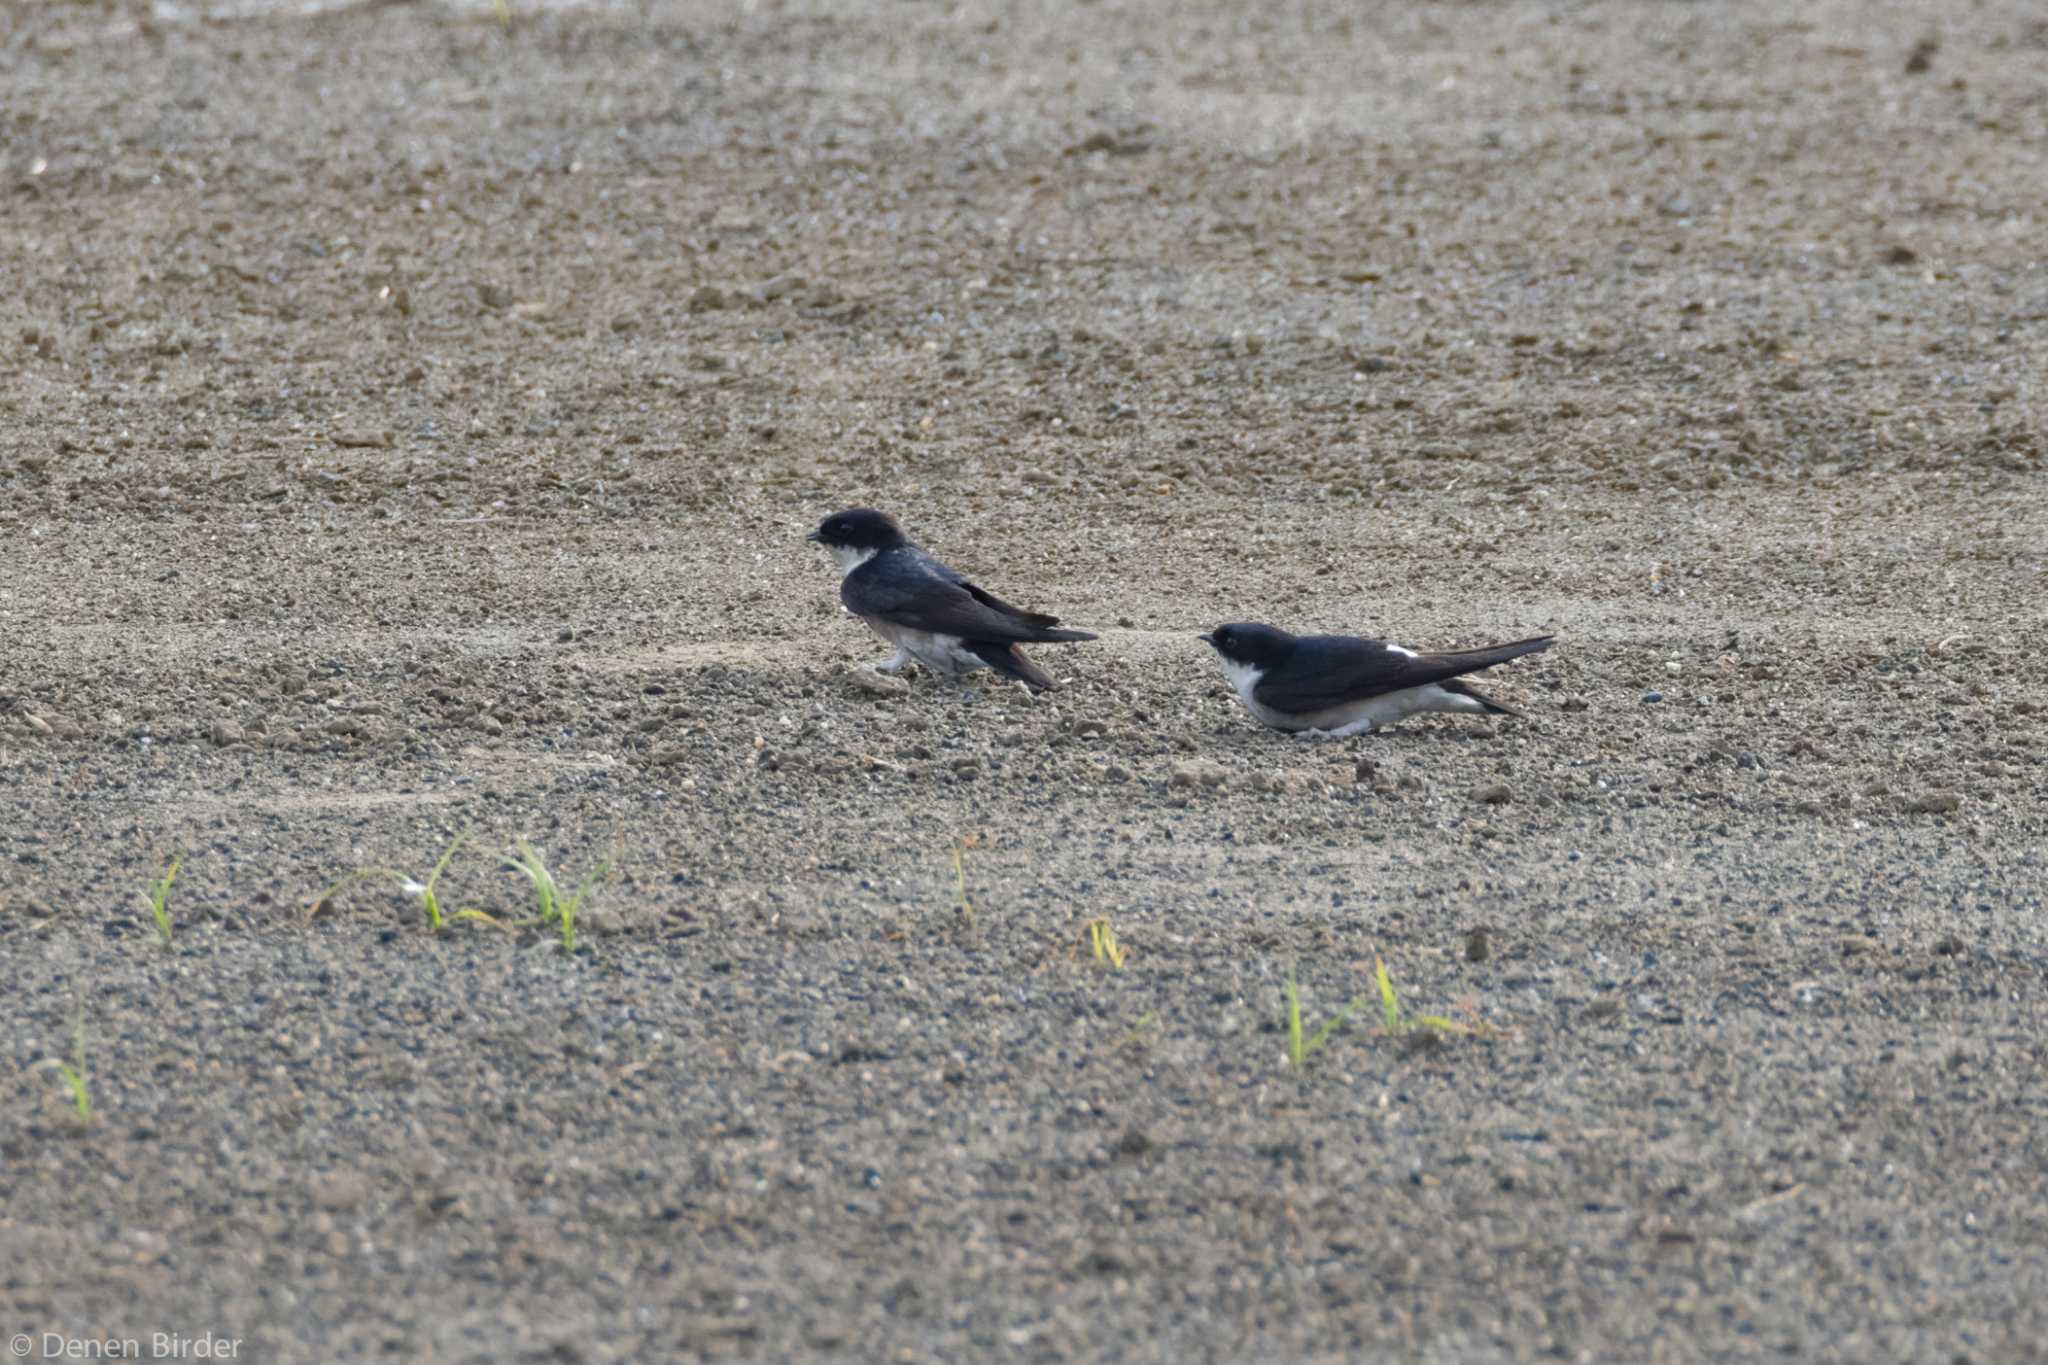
[914,549,1064,629]
[1253,639,1502,713]
[961,580,1063,629]
[843,569,1054,643]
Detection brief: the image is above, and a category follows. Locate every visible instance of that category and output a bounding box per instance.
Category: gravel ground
[3,0,2046,1360]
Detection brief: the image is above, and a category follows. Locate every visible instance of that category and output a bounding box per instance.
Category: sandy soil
[3,0,2046,1359]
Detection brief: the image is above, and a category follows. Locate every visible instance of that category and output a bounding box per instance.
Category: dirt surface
[3,0,2047,1359]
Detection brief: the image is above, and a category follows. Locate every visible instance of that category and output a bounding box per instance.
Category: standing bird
[1199,622,1553,738]
[808,508,1096,691]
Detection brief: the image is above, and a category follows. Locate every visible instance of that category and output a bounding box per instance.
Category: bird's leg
[871,647,912,675]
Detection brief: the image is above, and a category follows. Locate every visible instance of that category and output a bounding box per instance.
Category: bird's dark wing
[914,549,1065,628]
[959,579,1064,630]
[1255,635,1552,713]
[843,552,1085,644]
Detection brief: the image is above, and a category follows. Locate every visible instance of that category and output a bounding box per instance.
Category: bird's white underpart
[863,618,990,679]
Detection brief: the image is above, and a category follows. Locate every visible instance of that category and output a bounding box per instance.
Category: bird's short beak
[1196,633,1216,647]
[804,530,822,543]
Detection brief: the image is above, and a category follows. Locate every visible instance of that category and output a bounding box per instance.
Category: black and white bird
[1199,622,1553,738]
[808,508,1096,691]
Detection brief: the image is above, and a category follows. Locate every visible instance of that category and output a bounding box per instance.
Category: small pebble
[845,669,909,697]
[312,1172,371,1212]
[1642,691,1665,704]
[578,905,626,936]
[1469,783,1512,805]
[1903,792,1960,814]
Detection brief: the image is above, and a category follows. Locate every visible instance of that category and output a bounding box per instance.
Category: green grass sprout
[140,854,181,947]
[45,1005,92,1125]
[502,838,612,953]
[309,830,472,930]
[1283,970,1370,1069]
[1374,956,1490,1038]
[1084,917,1128,969]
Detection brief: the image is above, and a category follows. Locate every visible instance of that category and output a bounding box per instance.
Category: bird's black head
[807,507,909,551]
[1197,622,1296,667]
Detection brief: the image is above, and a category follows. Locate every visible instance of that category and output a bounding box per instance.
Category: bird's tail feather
[1031,628,1097,643]
[969,642,1058,691]
[1428,635,1553,671]
[1440,679,1520,717]
[1429,636,1552,717]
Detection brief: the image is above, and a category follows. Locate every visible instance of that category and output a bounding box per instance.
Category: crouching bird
[1200,622,1553,738]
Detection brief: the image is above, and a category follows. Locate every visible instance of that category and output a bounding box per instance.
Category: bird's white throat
[1216,657,1265,707]
[828,545,879,576]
